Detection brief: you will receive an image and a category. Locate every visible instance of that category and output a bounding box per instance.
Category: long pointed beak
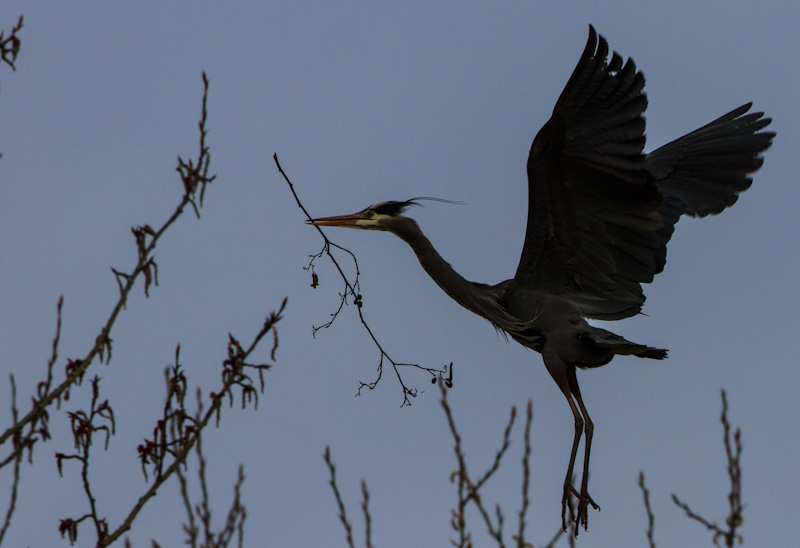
[305,212,364,227]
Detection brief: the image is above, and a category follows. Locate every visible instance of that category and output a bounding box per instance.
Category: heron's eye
[363,210,375,219]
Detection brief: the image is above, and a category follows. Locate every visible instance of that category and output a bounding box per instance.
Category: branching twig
[274,153,445,406]
[322,386,566,547]
[323,447,377,548]
[442,380,514,547]
[0,296,63,475]
[671,389,744,547]
[172,397,247,548]
[55,376,115,544]
[440,385,561,548]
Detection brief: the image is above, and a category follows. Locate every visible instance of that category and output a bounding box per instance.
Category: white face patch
[354,217,388,230]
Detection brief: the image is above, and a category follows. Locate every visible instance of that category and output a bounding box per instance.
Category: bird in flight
[307,25,774,532]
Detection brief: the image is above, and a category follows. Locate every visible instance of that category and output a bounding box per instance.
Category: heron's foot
[574,486,599,533]
[561,484,600,534]
[560,484,572,531]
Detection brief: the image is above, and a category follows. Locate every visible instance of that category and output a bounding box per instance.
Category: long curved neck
[383,217,493,318]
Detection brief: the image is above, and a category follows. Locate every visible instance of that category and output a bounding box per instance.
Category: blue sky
[1,3,798,546]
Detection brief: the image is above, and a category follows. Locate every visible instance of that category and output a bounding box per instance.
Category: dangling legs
[567,366,600,532]
[543,350,585,531]
[560,388,584,531]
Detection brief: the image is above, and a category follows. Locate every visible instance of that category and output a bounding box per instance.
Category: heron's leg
[542,350,585,531]
[560,391,584,531]
[567,367,600,532]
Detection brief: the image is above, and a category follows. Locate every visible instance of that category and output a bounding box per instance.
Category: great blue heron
[307,26,774,532]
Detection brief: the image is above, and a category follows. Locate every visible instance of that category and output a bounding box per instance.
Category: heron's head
[305,199,419,231]
[306,197,461,231]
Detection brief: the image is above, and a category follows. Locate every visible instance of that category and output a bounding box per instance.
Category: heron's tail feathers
[582,329,668,362]
[635,346,668,360]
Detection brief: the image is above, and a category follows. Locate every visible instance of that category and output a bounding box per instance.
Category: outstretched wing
[646,103,774,219]
[514,26,665,320]
[514,27,774,321]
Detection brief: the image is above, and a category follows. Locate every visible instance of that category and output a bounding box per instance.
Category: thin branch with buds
[1,70,274,546]
[0,73,215,461]
[55,377,115,544]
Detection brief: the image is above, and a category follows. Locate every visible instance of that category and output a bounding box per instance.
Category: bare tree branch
[439,384,564,548]
[172,400,247,548]
[514,400,534,548]
[360,480,373,548]
[441,381,514,547]
[638,471,656,548]
[0,377,23,545]
[324,446,356,548]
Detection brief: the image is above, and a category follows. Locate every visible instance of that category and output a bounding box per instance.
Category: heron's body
[308,26,774,533]
[389,214,665,365]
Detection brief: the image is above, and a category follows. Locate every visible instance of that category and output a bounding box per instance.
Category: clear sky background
[1,3,798,547]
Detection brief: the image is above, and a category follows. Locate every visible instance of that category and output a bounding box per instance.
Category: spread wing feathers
[515,25,668,320]
[553,26,648,183]
[646,103,775,218]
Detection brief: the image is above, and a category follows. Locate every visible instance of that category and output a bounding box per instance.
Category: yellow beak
[305,213,365,227]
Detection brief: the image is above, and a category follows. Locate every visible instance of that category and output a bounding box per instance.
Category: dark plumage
[308,25,774,533]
